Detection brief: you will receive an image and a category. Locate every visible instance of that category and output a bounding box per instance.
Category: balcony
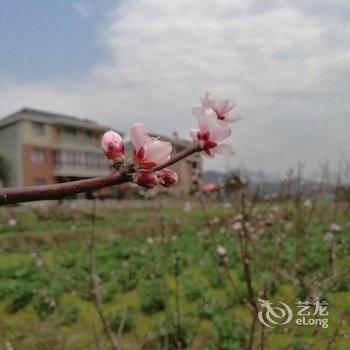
[54,149,110,178]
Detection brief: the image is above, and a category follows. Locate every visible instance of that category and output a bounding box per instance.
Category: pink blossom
[158,168,178,187]
[324,232,333,247]
[183,201,192,212]
[195,92,240,125]
[330,223,341,232]
[131,123,172,169]
[190,113,234,157]
[101,130,124,162]
[232,221,243,231]
[133,172,158,189]
[202,182,218,192]
[216,245,227,256]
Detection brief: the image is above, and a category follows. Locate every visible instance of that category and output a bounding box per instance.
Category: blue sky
[0,0,349,175]
[0,0,102,80]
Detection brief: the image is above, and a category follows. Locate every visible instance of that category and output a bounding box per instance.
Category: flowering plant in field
[100,92,239,189]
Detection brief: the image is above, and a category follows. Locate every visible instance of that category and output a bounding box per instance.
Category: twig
[158,202,170,350]
[91,323,106,350]
[89,200,121,350]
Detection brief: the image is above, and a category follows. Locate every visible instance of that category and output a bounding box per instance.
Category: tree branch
[0,145,201,205]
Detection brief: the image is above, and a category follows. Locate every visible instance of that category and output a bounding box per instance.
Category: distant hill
[202,169,331,194]
[202,169,282,184]
[202,170,227,183]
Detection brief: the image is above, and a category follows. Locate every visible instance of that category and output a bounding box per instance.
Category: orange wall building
[0,108,202,195]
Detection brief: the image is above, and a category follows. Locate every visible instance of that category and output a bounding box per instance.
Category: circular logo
[258,298,293,328]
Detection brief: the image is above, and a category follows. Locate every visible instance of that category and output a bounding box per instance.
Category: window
[63,128,77,141]
[54,149,108,170]
[32,122,45,136]
[33,177,46,185]
[31,148,45,164]
[82,130,93,142]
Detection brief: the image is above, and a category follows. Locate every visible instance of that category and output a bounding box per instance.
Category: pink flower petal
[200,92,212,109]
[101,130,123,150]
[197,113,218,134]
[144,139,172,164]
[130,123,151,150]
[191,107,204,118]
[217,99,235,115]
[101,130,124,161]
[213,143,235,156]
[190,128,200,142]
[210,125,232,142]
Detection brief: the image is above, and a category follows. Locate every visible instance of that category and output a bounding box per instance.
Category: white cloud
[1,0,350,173]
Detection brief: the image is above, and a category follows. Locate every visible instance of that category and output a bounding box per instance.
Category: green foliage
[139,280,165,313]
[198,296,218,320]
[154,313,196,349]
[7,289,33,313]
[183,278,206,302]
[211,312,246,349]
[0,201,349,348]
[107,307,135,333]
[58,302,80,326]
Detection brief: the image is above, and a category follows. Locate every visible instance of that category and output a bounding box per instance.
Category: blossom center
[197,131,217,150]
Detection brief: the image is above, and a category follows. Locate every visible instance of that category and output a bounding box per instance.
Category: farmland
[0,196,349,349]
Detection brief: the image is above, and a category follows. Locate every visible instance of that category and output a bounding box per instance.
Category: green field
[0,197,349,349]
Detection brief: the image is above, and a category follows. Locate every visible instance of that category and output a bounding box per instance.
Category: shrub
[7,289,33,313]
[198,297,217,320]
[155,313,196,350]
[183,279,206,302]
[211,312,246,349]
[139,280,165,313]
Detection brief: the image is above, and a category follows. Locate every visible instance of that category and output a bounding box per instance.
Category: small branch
[0,170,129,205]
[89,200,120,350]
[0,145,201,205]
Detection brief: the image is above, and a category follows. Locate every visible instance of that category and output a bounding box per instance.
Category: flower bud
[134,172,158,189]
[101,130,124,162]
[158,168,178,187]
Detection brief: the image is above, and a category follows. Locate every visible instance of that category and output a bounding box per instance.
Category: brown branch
[0,145,201,205]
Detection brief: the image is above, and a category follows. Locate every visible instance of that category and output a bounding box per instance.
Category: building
[0,108,201,195]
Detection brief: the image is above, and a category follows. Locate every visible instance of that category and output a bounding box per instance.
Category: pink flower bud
[101,130,124,162]
[158,168,178,187]
[134,172,158,189]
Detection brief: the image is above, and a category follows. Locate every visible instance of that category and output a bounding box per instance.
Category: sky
[0,0,349,175]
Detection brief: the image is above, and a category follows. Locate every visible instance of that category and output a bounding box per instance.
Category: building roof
[0,107,117,133]
[0,107,197,149]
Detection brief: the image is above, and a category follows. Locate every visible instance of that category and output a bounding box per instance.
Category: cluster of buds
[101,92,238,189]
[133,168,178,189]
[101,123,177,189]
